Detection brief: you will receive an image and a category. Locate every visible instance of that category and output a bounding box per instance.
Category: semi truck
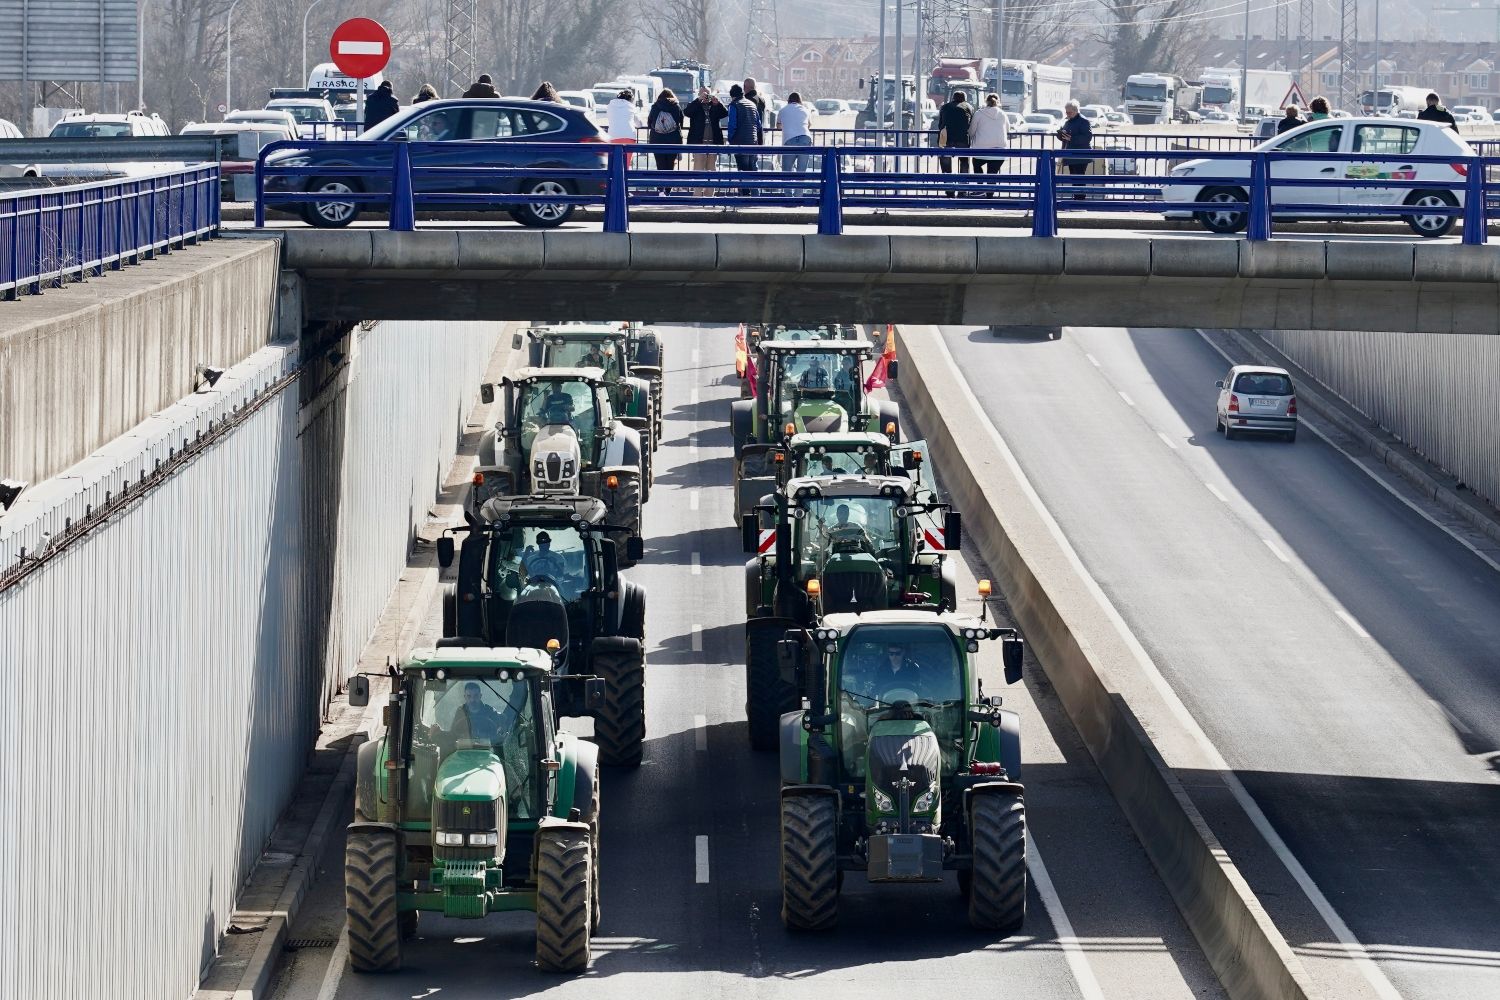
[651,60,714,97]
[988,60,1072,116]
[1197,67,1295,118]
[1122,72,1201,124]
[928,57,997,102]
[1360,86,1430,116]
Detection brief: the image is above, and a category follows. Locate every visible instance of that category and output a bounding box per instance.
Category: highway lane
[942,323,1500,1000]
[266,324,1223,1000]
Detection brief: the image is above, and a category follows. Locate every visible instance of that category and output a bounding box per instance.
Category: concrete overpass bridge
[271,229,1500,335]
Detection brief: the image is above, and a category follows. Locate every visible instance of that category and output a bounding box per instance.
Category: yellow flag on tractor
[735,324,748,379]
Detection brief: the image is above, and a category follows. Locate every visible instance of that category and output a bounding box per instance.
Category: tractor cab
[521,325,660,448]
[346,646,601,972]
[785,431,923,483]
[750,323,862,347]
[775,604,1028,932]
[732,340,900,458]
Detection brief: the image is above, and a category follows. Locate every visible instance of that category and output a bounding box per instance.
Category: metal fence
[256,139,1495,243]
[1,166,220,300]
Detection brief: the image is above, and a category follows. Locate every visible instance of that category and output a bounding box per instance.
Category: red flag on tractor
[865,325,896,391]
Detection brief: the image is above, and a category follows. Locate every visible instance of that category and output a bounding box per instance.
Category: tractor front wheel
[535,826,592,972]
[968,792,1027,934]
[345,829,402,972]
[780,794,839,931]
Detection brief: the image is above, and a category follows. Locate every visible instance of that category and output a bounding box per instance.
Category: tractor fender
[564,737,600,822]
[780,711,808,784]
[994,707,1022,780]
[603,422,641,471]
[962,779,1025,815]
[730,399,754,457]
[745,557,770,618]
[347,819,403,838]
[780,783,840,804]
[454,531,490,640]
[476,428,502,467]
[527,340,545,368]
[354,739,386,822]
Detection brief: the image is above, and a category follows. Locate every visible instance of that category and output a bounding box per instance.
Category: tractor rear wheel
[535,826,592,972]
[968,793,1026,934]
[594,645,645,767]
[619,581,646,641]
[746,623,795,751]
[345,829,402,972]
[780,794,839,931]
[640,438,654,504]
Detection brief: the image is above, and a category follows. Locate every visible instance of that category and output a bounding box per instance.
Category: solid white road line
[1029,836,1107,1000]
[940,328,1405,1000]
[695,835,710,883]
[691,624,703,652]
[1335,608,1372,639]
[1156,431,1178,450]
[313,927,349,1000]
[1085,353,1101,368]
[1262,538,1291,563]
[691,347,701,364]
[691,552,702,576]
[1204,482,1230,503]
[691,387,700,405]
[694,714,708,751]
[689,489,700,511]
[1118,391,1136,407]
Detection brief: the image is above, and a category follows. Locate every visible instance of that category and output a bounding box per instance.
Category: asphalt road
[942,323,1500,1000]
[266,324,1223,1000]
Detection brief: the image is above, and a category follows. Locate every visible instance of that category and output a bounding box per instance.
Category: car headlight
[1169,165,1195,178]
[912,787,937,812]
[435,831,465,847]
[873,787,893,812]
[468,831,499,847]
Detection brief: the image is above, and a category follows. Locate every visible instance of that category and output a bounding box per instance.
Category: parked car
[1105,111,1129,125]
[227,109,301,132]
[558,90,597,118]
[39,111,180,179]
[1215,365,1297,441]
[1452,105,1492,125]
[182,120,297,199]
[265,98,341,139]
[1004,111,1024,130]
[1252,116,1282,140]
[261,98,607,228]
[0,117,39,177]
[1017,113,1058,134]
[1202,109,1233,123]
[1163,117,1473,237]
[814,98,850,115]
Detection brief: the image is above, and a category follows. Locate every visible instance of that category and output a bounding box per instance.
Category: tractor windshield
[407,673,541,820]
[485,524,593,602]
[544,339,621,379]
[834,626,965,778]
[796,445,884,478]
[517,379,598,457]
[796,495,905,563]
[774,352,863,424]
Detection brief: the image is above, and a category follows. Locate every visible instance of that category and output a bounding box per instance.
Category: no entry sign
[329,18,391,80]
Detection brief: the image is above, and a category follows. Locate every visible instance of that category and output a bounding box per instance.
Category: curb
[895,324,1320,1000]
[1208,327,1500,552]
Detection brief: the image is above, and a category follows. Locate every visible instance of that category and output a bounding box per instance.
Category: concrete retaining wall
[895,324,1319,1000]
[0,239,281,487]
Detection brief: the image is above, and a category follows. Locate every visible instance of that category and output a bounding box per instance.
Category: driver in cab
[825,502,874,552]
[450,681,504,742]
[845,642,922,701]
[521,530,568,582]
[581,342,611,371]
[799,357,832,389]
[541,389,575,426]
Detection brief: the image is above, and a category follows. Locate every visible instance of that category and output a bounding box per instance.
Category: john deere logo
[462,805,472,816]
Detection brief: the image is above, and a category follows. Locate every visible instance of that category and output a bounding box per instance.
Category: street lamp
[225,0,244,116]
[303,0,330,85]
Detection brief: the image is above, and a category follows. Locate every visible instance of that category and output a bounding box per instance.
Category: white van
[306,62,384,94]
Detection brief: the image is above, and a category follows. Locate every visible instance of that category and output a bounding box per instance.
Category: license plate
[1251,398,1278,408]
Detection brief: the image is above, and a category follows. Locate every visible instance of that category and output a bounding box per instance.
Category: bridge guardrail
[253,139,1496,244]
[2,165,220,300]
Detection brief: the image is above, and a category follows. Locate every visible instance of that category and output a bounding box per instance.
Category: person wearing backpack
[645,89,685,194]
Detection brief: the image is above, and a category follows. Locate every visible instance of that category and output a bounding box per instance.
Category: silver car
[1216,365,1298,441]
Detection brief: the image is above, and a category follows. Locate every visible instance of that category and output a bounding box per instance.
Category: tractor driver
[540,388,575,426]
[450,681,505,742]
[521,530,569,583]
[581,342,610,371]
[871,642,923,698]
[825,502,874,553]
[799,356,832,389]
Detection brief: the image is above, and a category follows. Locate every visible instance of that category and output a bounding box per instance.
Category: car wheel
[1403,190,1458,238]
[1223,421,1237,441]
[1195,187,1249,234]
[1215,415,1224,434]
[512,178,575,228]
[1285,427,1298,443]
[303,178,360,228]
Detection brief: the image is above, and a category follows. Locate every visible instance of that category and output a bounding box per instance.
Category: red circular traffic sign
[329,18,391,79]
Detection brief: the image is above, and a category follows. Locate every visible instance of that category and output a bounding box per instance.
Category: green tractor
[740,474,961,749]
[439,494,647,767]
[773,605,1028,932]
[471,368,647,561]
[733,431,926,529]
[746,323,862,352]
[731,339,901,459]
[344,646,603,973]
[518,323,663,448]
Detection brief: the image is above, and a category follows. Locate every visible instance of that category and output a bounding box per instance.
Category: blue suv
[262,98,608,228]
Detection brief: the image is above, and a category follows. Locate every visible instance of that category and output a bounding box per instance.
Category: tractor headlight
[913,787,937,812]
[468,831,499,847]
[873,787,894,812]
[435,831,465,847]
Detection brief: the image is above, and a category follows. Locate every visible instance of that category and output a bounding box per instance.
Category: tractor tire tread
[535,827,592,972]
[345,830,402,972]
[780,794,839,931]
[968,793,1026,934]
[594,651,645,767]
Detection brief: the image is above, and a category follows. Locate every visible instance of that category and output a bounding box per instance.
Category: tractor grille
[545,453,563,483]
[868,732,939,806]
[435,797,496,832]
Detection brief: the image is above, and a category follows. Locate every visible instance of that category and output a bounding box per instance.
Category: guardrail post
[1462,157,1486,245]
[389,142,415,232]
[1031,152,1058,238]
[1247,154,1271,241]
[817,150,843,236]
[603,144,629,234]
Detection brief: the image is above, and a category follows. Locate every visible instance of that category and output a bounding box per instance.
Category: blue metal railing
[254,139,1497,244]
[2,166,220,301]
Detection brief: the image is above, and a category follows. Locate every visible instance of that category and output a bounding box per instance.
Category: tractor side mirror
[1002,638,1024,685]
[944,511,962,552]
[480,383,495,404]
[626,535,645,562]
[903,448,923,470]
[436,535,455,569]
[887,359,899,381]
[348,674,371,707]
[741,513,758,554]
[512,332,524,350]
[584,677,608,712]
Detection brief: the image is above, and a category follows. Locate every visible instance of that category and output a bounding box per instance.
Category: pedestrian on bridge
[364,80,400,129]
[1056,100,1093,200]
[412,83,438,105]
[531,81,562,103]
[608,89,643,143]
[1419,93,1459,132]
[969,93,1008,191]
[646,89,686,188]
[1276,105,1304,135]
[743,78,769,144]
[683,86,727,196]
[936,91,974,193]
[726,84,763,193]
[1307,96,1331,120]
[778,93,813,173]
[462,74,500,99]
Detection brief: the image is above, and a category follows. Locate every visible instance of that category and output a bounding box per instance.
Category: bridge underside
[266,231,1500,335]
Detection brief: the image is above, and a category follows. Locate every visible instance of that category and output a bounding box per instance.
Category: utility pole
[913,0,924,129]
[993,0,1005,97]
[895,0,905,126]
[445,0,477,96]
[1240,0,1250,121]
[879,1,888,126]
[1338,0,1358,112]
[743,0,783,92]
[1372,0,1380,113]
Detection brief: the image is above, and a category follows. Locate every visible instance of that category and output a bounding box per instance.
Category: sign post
[329,17,392,134]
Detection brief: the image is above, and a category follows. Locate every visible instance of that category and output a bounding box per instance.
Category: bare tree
[639,0,715,66]
[994,0,1078,63]
[1098,0,1209,90]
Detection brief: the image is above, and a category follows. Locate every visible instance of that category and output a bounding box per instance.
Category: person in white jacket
[777,92,814,172]
[607,89,644,142]
[968,93,1009,189]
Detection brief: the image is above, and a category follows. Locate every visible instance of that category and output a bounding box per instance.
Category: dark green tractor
[519,324,663,448]
[774,605,1027,932]
[344,646,603,973]
[740,475,961,750]
[730,339,900,459]
[440,494,647,767]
